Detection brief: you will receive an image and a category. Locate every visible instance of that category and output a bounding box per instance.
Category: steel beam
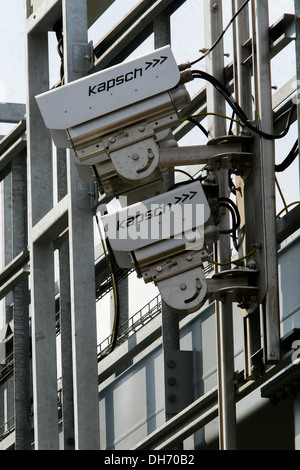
[204,0,237,451]
[25,17,59,448]
[62,0,100,450]
[93,0,187,71]
[251,0,281,363]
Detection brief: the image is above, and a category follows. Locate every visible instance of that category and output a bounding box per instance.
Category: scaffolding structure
[1,0,300,451]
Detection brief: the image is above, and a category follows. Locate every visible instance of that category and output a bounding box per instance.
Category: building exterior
[0,0,300,451]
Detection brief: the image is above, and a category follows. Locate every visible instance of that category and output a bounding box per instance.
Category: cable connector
[178,61,192,71]
[179,69,194,85]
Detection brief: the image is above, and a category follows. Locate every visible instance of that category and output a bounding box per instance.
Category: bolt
[247,259,257,270]
[156,266,163,272]
[186,254,193,261]
[109,137,115,143]
[167,360,176,369]
[212,2,219,9]
[148,149,154,160]
[132,154,139,161]
[167,377,177,386]
[84,55,91,61]
[138,126,145,132]
[168,394,177,403]
[180,283,187,291]
[252,243,262,249]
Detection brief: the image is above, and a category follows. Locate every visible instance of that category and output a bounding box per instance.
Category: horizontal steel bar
[158,143,244,167]
[0,103,26,124]
[26,0,61,34]
[0,268,29,301]
[133,387,218,450]
[93,0,187,71]
[31,195,68,244]
[26,0,116,34]
[98,313,162,384]
[133,348,295,449]
[0,250,29,285]
[276,204,300,244]
[0,120,26,154]
[0,137,26,175]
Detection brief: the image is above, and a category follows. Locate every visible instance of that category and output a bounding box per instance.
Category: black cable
[218,202,239,251]
[53,19,64,84]
[190,0,251,66]
[275,139,299,173]
[105,239,120,353]
[218,201,240,233]
[228,110,236,136]
[228,170,236,195]
[187,117,209,138]
[218,197,241,252]
[191,70,297,141]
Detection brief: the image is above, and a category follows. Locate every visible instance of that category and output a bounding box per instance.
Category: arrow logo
[174,191,198,204]
[145,55,168,70]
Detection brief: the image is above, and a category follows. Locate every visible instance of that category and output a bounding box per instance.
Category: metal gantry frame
[0,0,300,451]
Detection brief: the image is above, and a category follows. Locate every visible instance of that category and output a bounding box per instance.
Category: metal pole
[25,17,59,448]
[203,0,237,450]
[154,13,181,426]
[56,146,75,450]
[232,0,262,381]
[11,151,31,450]
[62,0,100,450]
[251,0,281,363]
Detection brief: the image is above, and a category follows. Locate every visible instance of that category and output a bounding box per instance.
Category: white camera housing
[36,46,190,199]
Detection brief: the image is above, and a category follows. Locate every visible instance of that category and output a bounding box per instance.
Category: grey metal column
[154,14,178,357]
[11,151,31,450]
[25,21,59,449]
[154,13,181,426]
[232,0,262,381]
[204,0,237,450]
[2,173,13,324]
[57,147,75,450]
[62,0,100,450]
[251,0,281,363]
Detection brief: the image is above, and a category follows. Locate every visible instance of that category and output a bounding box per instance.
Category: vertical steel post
[62,0,100,450]
[251,0,281,363]
[25,16,59,449]
[11,151,31,450]
[293,1,300,447]
[56,147,75,450]
[232,0,262,380]
[204,0,237,450]
[2,174,13,324]
[154,13,181,428]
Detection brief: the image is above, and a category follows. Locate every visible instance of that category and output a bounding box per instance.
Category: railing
[97,294,162,359]
[0,416,15,442]
[0,352,14,384]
